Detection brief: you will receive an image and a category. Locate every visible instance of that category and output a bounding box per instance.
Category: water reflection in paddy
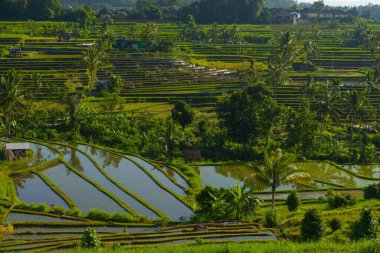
[297,162,380,188]
[161,165,190,189]
[341,164,380,179]
[198,162,380,191]
[42,163,125,214]
[125,155,187,196]
[75,144,193,221]
[14,173,68,208]
[5,212,79,223]
[51,144,159,219]
[27,143,59,167]
[197,165,301,191]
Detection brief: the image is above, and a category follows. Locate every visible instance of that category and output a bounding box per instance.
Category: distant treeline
[0,0,379,22]
[0,0,96,21]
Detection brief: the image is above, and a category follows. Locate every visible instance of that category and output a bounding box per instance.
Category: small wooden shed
[9,48,22,57]
[4,143,30,161]
[183,150,201,161]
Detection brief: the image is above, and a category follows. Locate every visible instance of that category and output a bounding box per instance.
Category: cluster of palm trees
[197,149,310,219]
[0,69,27,135]
[302,74,376,134]
[181,17,242,44]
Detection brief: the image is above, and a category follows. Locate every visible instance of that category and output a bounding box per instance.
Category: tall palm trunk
[271,185,276,209]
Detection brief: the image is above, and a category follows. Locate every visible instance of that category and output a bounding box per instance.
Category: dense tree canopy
[217,83,284,146]
[180,0,264,24]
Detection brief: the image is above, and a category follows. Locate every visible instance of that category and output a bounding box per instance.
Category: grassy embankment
[61,240,380,253]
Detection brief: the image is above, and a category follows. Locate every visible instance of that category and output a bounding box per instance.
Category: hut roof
[5,143,30,150]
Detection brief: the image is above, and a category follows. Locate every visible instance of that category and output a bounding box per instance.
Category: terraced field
[1,218,275,252]
[8,140,193,221]
[2,138,380,251]
[1,22,379,118]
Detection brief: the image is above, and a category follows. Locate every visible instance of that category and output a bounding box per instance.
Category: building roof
[98,8,114,15]
[5,143,30,150]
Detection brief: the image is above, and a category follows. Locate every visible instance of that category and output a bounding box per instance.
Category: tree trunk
[271,185,276,209]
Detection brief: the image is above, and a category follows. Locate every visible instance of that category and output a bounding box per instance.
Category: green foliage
[330,218,342,232]
[182,0,264,24]
[86,209,111,221]
[111,242,121,250]
[53,205,65,215]
[171,100,194,128]
[81,227,101,249]
[65,207,83,217]
[85,209,140,223]
[251,149,310,208]
[351,209,379,241]
[111,212,137,223]
[286,101,319,157]
[301,209,325,242]
[0,205,4,213]
[264,209,277,228]
[286,190,300,212]
[34,203,50,212]
[15,202,53,213]
[195,237,205,245]
[194,184,259,221]
[326,191,357,209]
[364,184,380,200]
[218,83,285,147]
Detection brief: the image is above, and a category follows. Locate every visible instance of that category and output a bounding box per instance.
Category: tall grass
[63,240,380,253]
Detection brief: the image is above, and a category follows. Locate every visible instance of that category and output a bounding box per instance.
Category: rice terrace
[1,0,380,252]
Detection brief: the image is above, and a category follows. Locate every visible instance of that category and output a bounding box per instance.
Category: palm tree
[344,89,371,150]
[365,69,379,99]
[83,45,106,88]
[362,28,380,59]
[302,74,318,99]
[268,32,300,88]
[142,23,159,49]
[250,149,311,209]
[226,183,260,220]
[312,80,343,131]
[28,73,43,113]
[0,69,26,135]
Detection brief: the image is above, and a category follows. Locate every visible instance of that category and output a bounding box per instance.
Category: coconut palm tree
[141,23,159,49]
[312,80,343,131]
[268,32,301,89]
[28,73,43,113]
[365,69,379,99]
[83,45,106,88]
[302,74,319,99]
[226,183,260,220]
[0,69,26,135]
[344,89,372,151]
[250,149,311,209]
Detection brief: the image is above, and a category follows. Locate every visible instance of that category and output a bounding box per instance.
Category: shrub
[65,207,82,217]
[351,209,379,241]
[16,201,28,209]
[111,242,121,250]
[264,209,277,228]
[330,218,342,232]
[286,191,300,212]
[195,238,205,245]
[53,206,65,215]
[301,209,325,242]
[35,203,50,213]
[0,205,4,213]
[111,212,135,223]
[326,191,357,209]
[81,227,101,248]
[86,209,111,221]
[364,184,380,200]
